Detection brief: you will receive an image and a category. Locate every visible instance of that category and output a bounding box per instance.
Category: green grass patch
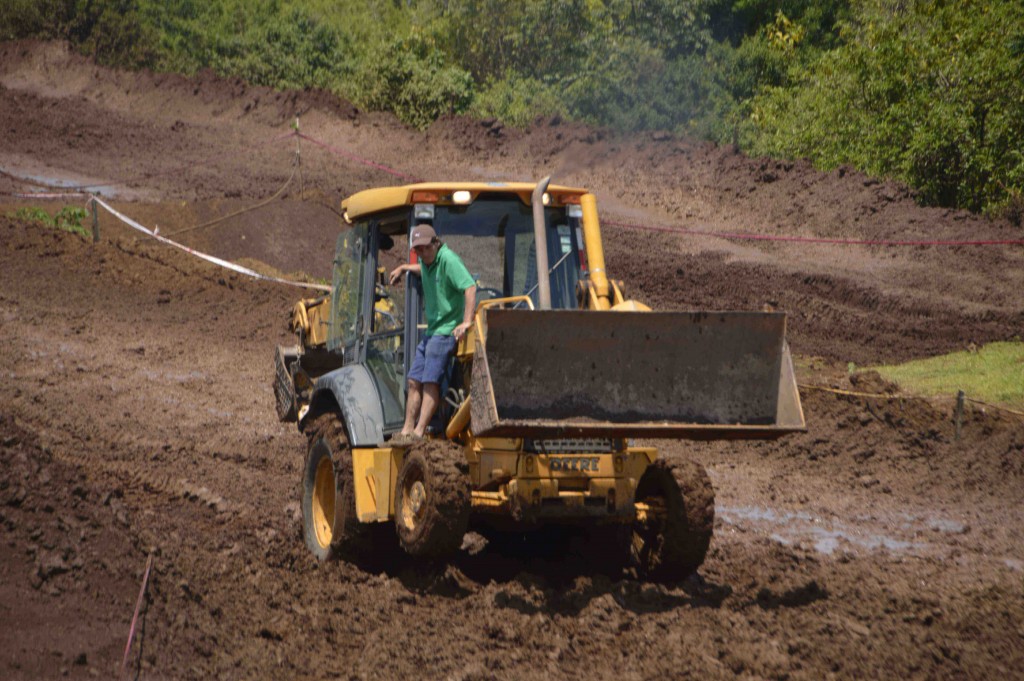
[871,342,1024,409]
[9,206,91,238]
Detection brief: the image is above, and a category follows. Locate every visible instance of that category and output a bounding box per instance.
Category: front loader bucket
[470,309,805,439]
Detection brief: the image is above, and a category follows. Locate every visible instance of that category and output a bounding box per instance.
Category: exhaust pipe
[531,176,552,310]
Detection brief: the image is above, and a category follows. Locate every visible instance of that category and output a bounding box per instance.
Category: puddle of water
[770,530,842,555]
[812,534,841,555]
[720,505,928,557]
[882,511,967,534]
[1,166,120,198]
[926,518,967,533]
[140,368,208,383]
[720,505,815,524]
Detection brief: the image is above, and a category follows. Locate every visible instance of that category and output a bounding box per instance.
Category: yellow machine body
[351,442,658,525]
[292,180,805,531]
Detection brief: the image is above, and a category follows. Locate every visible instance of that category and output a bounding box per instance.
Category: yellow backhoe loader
[274,179,805,579]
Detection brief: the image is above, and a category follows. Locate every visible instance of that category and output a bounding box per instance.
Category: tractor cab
[315,183,591,439]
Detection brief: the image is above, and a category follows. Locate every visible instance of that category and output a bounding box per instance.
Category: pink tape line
[604,219,1024,247]
[296,132,421,181]
[121,554,153,676]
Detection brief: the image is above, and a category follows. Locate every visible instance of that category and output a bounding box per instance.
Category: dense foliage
[750,0,1024,213]
[2,0,1022,216]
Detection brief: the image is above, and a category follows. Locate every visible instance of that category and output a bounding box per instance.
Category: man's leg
[402,379,422,436]
[411,335,456,437]
[412,382,440,437]
[400,337,430,437]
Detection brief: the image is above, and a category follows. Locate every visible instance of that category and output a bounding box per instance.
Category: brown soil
[2,40,1023,680]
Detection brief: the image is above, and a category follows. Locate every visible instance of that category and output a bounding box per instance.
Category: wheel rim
[312,456,336,548]
[401,473,427,530]
[632,494,667,569]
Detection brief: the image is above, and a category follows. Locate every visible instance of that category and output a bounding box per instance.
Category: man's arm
[388,262,421,286]
[453,285,476,341]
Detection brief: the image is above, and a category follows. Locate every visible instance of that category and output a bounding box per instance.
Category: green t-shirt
[421,243,476,336]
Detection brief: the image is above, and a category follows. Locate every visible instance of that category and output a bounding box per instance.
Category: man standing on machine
[388,224,476,445]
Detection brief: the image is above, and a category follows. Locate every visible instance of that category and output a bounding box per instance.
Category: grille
[524,438,623,454]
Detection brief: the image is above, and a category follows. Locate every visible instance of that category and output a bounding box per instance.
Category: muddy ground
[2,41,1023,680]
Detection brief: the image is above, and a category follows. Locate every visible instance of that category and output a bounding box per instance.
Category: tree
[750,0,1024,213]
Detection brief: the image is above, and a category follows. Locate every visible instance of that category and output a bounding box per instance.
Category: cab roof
[341,182,588,221]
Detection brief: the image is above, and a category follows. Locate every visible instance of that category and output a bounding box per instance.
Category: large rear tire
[394,440,470,559]
[301,414,367,560]
[632,457,715,582]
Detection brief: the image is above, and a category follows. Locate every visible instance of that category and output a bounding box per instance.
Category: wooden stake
[91,197,99,243]
[955,390,965,441]
[121,553,154,678]
[295,116,303,197]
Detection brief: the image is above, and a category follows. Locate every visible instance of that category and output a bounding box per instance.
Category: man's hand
[388,264,407,286]
[389,262,421,286]
[456,286,476,341]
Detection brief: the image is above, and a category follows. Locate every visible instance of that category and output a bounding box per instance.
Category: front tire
[631,457,715,582]
[394,440,470,559]
[301,414,366,560]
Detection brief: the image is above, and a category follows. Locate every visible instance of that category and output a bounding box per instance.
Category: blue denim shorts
[408,335,457,385]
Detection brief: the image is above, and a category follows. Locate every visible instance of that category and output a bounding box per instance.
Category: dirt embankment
[2,41,1023,680]
[3,40,1023,364]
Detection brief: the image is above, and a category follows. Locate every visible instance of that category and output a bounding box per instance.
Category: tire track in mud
[2,322,277,524]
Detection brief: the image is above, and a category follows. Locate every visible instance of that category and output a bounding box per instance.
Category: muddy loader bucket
[470,309,805,439]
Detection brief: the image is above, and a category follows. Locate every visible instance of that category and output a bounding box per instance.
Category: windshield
[429,195,581,309]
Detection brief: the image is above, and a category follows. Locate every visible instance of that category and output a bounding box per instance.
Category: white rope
[90,196,330,292]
